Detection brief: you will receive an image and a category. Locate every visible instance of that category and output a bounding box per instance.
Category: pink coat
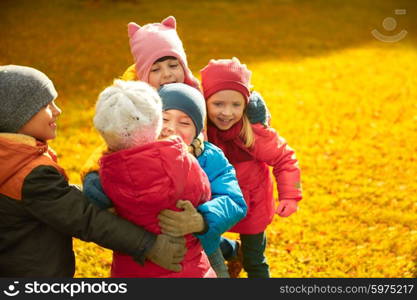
[211,124,302,234]
[99,137,215,277]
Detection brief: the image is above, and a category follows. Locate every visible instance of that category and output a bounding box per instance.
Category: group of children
[0,16,302,278]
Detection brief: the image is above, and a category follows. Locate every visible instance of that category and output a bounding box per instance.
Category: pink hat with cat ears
[127,16,200,90]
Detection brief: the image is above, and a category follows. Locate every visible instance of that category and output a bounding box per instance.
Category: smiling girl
[125,16,199,90]
[201,57,303,278]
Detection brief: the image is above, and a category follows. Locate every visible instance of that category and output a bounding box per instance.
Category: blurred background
[1,0,416,277]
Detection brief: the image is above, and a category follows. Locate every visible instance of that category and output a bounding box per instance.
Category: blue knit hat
[158,83,206,137]
[0,65,57,133]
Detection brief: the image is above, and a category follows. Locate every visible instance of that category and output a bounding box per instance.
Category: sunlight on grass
[1,0,416,277]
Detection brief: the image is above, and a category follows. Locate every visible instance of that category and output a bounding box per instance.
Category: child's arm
[80,144,113,210]
[252,124,302,213]
[79,143,107,183]
[83,171,113,210]
[120,64,137,81]
[22,165,186,271]
[195,143,247,241]
[158,142,247,256]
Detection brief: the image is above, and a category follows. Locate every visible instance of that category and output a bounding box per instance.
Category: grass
[1,0,417,277]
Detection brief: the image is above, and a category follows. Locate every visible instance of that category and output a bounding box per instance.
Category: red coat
[209,124,302,234]
[99,137,215,277]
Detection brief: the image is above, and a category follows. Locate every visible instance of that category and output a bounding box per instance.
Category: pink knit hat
[200,57,252,102]
[127,16,199,90]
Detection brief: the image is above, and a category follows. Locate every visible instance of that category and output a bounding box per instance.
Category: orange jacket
[0,133,66,200]
[0,133,157,277]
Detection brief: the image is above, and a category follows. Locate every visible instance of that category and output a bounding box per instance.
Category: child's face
[160,109,196,145]
[148,58,185,89]
[206,90,245,131]
[17,100,62,141]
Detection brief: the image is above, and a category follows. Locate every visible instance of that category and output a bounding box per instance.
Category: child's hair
[154,56,177,63]
[0,65,57,133]
[94,80,162,151]
[158,83,206,138]
[200,57,255,148]
[240,114,255,148]
[127,16,200,90]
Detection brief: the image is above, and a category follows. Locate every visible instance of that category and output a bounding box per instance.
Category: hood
[127,16,200,91]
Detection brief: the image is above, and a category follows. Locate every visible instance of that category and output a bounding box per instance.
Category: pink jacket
[99,137,215,277]
[211,124,302,234]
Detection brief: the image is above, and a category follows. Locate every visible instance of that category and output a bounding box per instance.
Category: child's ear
[162,16,176,29]
[127,22,141,37]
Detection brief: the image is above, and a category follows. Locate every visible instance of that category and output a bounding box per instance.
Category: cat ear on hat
[161,16,176,29]
[127,22,141,37]
[232,57,249,70]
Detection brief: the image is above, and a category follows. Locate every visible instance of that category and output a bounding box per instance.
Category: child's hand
[144,234,186,272]
[158,200,206,236]
[276,199,298,217]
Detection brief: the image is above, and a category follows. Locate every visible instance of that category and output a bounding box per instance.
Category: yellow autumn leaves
[257,46,417,277]
[1,0,416,277]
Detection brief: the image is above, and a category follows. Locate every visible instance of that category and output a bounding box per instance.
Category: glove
[246,91,271,126]
[145,234,187,272]
[276,199,298,217]
[83,172,113,210]
[158,200,206,237]
[189,134,205,157]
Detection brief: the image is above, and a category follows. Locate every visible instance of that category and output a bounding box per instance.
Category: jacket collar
[0,133,52,186]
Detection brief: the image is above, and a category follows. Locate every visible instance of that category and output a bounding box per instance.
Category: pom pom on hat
[94,80,162,151]
[200,57,252,102]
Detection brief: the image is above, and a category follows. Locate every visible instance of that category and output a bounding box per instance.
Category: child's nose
[220,106,233,116]
[162,125,174,136]
[52,103,62,116]
[162,68,173,78]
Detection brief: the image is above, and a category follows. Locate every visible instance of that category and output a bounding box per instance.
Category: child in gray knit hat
[0,64,59,136]
[0,65,186,277]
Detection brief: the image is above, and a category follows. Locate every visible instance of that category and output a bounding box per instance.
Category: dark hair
[154,56,178,63]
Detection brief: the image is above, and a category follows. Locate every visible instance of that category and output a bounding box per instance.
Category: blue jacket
[194,142,247,255]
[83,141,247,255]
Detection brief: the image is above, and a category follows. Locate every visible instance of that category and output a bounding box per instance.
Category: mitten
[276,199,298,217]
[158,200,206,236]
[246,91,271,126]
[145,234,186,272]
[83,171,113,209]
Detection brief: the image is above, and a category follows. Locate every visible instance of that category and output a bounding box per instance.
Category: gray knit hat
[158,83,206,137]
[0,65,57,133]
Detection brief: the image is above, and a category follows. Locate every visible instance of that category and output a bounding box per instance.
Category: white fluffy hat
[94,79,162,151]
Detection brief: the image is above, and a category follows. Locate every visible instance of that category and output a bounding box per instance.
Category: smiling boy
[0,65,186,277]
